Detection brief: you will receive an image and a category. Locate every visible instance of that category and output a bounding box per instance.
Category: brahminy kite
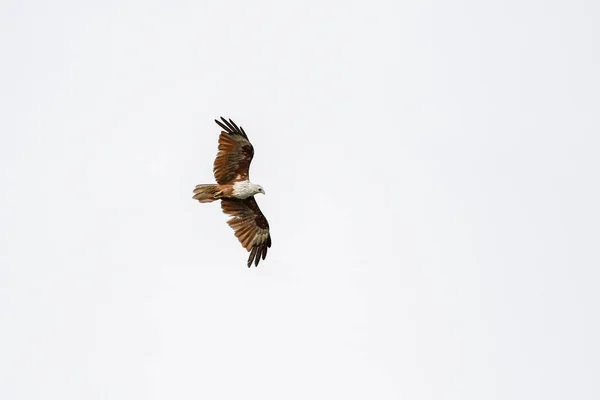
[193,117,271,267]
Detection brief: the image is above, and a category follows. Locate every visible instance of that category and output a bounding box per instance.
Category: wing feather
[213,117,254,184]
[221,197,271,267]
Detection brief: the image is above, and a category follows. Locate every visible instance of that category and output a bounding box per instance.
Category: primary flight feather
[192,117,272,267]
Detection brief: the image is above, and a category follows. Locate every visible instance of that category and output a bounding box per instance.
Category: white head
[253,184,266,195]
[232,181,265,199]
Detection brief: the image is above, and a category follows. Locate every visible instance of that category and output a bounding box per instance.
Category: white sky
[1,1,599,399]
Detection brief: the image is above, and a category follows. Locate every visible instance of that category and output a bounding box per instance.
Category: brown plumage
[213,118,254,184]
[192,117,272,267]
[221,197,271,267]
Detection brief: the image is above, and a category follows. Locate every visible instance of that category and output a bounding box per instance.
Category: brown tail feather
[192,184,221,203]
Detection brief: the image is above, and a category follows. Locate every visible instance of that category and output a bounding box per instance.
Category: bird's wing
[221,197,272,267]
[213,117,254,184]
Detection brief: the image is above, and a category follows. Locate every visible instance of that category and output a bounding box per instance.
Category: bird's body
[192,117,271,267]
[193,181,262,202]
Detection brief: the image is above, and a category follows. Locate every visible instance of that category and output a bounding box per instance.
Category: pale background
[1,1,599,399]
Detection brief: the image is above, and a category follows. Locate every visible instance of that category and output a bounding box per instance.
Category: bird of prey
[193,117,271,267]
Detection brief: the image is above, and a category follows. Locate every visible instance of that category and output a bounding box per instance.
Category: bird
[192,117,272,267]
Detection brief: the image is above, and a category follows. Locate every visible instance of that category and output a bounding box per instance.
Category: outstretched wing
[221,197,272,267]
[213,117,254,184]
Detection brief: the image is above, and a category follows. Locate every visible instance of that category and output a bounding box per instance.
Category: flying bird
[193,117,271,267]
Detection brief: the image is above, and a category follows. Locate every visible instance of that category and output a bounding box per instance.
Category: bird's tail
[192,184,221,203]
